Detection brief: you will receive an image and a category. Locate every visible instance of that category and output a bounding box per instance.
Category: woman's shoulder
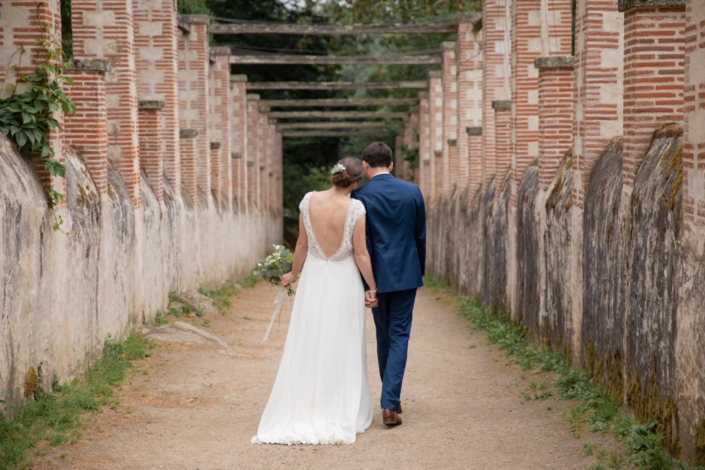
[349,198,366,222]
[298,191,315,211]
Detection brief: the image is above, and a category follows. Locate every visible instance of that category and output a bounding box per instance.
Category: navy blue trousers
[371,288,417,410]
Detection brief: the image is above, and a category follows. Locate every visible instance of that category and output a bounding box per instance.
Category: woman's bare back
[307,191,352,259]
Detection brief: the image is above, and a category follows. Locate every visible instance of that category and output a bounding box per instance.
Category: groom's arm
[414,190,427,277]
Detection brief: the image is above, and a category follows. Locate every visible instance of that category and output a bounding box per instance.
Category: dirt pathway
[36,283,592,470]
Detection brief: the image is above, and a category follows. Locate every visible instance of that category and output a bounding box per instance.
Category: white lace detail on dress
[299,192,366,262]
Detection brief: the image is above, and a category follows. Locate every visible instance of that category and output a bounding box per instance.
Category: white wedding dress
[251,192,373,445]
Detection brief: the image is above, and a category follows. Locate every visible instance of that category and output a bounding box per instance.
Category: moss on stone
[23,366,38,399]
[694,419,705,466]
[626,363,682,458]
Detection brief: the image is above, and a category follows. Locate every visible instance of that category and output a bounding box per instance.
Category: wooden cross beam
[282,131,392,138]
[263,98,419,108]
[229,54,441,65]
[268,111,408,119]
[209,23,457,35]
[276,122,388,130]
[246,81,429,91]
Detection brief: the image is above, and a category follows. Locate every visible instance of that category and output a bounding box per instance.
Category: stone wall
[418,0,705,463]
[0,5,282,415]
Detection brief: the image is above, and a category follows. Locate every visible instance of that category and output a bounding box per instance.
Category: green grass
[198,280,240,314]
[425,277,704,470]
[0,332,154,470]
[237,272,261,290]
[167,293,205,318]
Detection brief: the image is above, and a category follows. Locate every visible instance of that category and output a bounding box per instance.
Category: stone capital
[492,100,511,111]
[467,126,482,135]
[230,74,248,82]
[428,71,442,79]
[68,58,112,73]
[618,0,685,11]
[179,14,210,25]
[210,142,221,149]
[180,129,199,138]
[138,100,166,110]
[534,56,574,70]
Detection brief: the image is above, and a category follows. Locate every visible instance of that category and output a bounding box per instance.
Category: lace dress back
[299,191,366,262]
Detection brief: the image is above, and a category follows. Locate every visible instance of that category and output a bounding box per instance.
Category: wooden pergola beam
[282,131,391,138]
[277,121,388,130]
[246,81,429,91]
[263,98,419,108]
[209,23,457,35]
[229,54,441,65]
[268,111,408,119]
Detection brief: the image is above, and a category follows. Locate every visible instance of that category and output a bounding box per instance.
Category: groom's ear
[389,162,394,172]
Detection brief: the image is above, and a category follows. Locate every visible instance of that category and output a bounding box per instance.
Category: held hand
[281,272,297,287]
[365,290,378,309]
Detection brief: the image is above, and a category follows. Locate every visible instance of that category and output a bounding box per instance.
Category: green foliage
[0,8,76,230]
[178,0,212,15]
[151,310,168,326]
[198,280,241,314]
[237,273,261,290]
[60,0,73,58]
[425,277,703,470]
[167,293,205,318]
[0,332,154,470]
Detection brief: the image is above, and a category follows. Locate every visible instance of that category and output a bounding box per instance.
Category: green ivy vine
[0,6,76,231]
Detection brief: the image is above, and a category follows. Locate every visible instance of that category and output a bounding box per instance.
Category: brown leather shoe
[396,404,403,414]
[383,409,402,426]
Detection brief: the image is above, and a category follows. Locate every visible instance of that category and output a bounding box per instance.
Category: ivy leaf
[21,113,33,124]
[40,145,53,157]
[26,130,36,145]
[44,159,65,178]
[33,129,43,144]
[48,102,60,113]
[63,76,74,85]
[16,131,27,148]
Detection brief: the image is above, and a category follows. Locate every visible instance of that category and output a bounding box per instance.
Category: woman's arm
[353,216,377,302]
[281,213,308,287]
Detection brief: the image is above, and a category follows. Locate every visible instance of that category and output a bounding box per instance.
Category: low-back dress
[251,191,373,445]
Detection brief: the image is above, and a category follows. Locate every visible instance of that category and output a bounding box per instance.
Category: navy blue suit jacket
[352,173,426,294]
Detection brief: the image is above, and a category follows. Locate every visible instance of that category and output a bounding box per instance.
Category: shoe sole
[383,418,402,426]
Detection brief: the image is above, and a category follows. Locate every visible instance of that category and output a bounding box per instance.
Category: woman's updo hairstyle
[331,157,364,188]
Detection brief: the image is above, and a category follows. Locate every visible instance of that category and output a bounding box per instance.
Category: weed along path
[33,282,604,470]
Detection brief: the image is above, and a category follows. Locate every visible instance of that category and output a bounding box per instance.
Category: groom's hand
[365,291,378,308]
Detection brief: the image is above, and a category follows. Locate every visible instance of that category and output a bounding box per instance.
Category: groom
[352,141,426,427]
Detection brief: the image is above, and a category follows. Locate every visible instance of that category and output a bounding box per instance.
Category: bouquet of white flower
[254,245,296,296]
[253,245,296,341]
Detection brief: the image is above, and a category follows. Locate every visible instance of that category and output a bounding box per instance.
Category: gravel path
[35,283,593,470]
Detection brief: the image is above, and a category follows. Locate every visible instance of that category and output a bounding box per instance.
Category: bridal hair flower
[331,163,346,175]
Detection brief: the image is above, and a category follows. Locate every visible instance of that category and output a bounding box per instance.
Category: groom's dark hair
[361,141,393,168]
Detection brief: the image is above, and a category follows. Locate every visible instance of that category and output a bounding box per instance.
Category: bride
[252,157,377,445]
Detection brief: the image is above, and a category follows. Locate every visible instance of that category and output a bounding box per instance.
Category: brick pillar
[536,57,575,191]
[457,14,483,195]
[178,15,210,202]
[210,47,232,209]
[621,0,686,192]
[133,0,180,193]
[210,141,221,206]
[65,60,111,195]
[442,42,458,192]
[482,0,511,191]
[493,100,512,196]
[246,95,260,209]
[138,101,165,201]
[419,92,431,198]
[179,129,198,200]
[230,75,248,211]
[429,71,444,199]
[573,0,624,206]
[275,129,283,213]
[0,1,65,196]
[71,0,140,205]
[683,0,705,227]
[269,122,277,211]
[406,109,420,183]
[510,0,542,205]
[467,126,483,199]
[258,108,270,210]
[395,134,405,179]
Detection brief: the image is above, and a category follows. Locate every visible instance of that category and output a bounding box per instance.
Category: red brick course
[418,93,431,199]
[493,101,512,196]
[72,0,141,206]
[210,51,232,210]
[572,0,624,207]
[138,108,163,201]
[622,5,686,190]
[682,0,705,226]
[134,0,180,194]
[65,67,109,194]
[230,76,248,211]
[429,72,444,199]
[178,16,210,203]
[442,43,458,193]
[246,96,260,209]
